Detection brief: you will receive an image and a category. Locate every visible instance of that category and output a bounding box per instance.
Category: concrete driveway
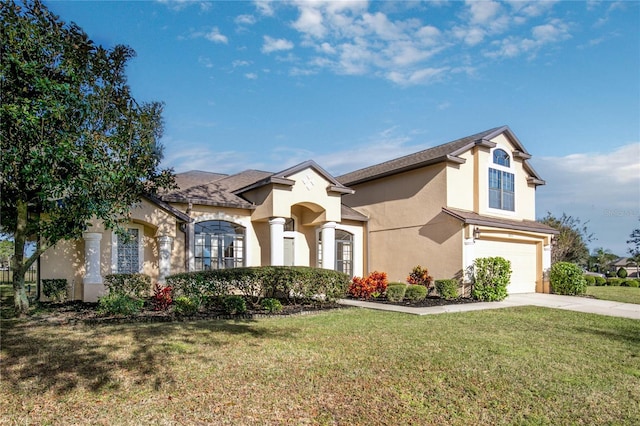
[338,293,640,320]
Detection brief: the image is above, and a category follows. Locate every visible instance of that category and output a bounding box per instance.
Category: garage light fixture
[473,227,481,241]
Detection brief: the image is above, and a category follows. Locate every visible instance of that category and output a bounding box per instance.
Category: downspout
[365,219,370,276]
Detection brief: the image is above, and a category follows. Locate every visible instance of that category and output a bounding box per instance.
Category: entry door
[283,238,295,266]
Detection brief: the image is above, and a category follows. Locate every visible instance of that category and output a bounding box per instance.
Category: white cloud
[198,56,213,68]
[235,14,257,25]
[466,0,502,24]
[244,72,258,80]
[535,143,640,254]
[532,19,570,43]
[204,27,228,44]
[254,0,275,17]
[292,4,327,38]
[232,60,251,67]
[262,36,295,53]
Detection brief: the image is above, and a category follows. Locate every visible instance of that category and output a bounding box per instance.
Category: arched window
[489,148,515,211]
[317,229,354,276]
[194,220,245,270]
[335,230,353,276]
[493,149,510,167]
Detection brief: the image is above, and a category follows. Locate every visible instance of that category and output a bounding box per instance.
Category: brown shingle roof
[336,126,548,186]
[443,207,559,235]
[341,204,368,221]
[161,170,272,209]
[173,170,227,191]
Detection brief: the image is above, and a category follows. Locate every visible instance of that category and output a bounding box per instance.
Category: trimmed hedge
[621,279,640,288]
[594,276,607,286]
[166,266,349,304]
[435,279,458,300]
[617,268,628,278]
[607,278,623,286]
[405,285,427,301]
[584,275,596,286]
[42,278,68,302]
[550,262,586,295]
[104,273,152,299]
[386,283,407,302]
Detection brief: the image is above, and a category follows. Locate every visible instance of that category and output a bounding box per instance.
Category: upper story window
[493,149,510,167]
[489,149,515,212]
[195,220,245,270]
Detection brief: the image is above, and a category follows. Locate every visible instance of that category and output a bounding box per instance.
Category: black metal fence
[0,266,38,284]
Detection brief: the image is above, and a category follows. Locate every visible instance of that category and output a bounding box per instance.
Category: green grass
[586,285,640,304]
[2,307,639,425]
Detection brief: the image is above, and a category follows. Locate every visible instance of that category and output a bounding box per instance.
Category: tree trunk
[12,199,30,315]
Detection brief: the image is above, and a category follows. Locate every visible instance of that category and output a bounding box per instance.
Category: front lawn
[586,285,640,304]
[2,308,639,425]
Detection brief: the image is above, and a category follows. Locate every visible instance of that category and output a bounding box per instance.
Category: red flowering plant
[348,271,388,299]
[152,282,173,311]
[406,265,434,293]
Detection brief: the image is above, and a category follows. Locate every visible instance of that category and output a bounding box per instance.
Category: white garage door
[474,240,537,294]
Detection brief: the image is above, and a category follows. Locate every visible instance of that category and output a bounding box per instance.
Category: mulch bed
[359,296,479,308]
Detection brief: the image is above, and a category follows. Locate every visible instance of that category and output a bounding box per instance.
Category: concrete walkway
[338,293,640,320]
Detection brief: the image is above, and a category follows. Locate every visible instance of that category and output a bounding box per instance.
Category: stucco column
[543,244,552,293]
[157,235,173,284]
[83,232,104,302]
[462,237,476,297]
[321,221,336,270]
[269,217,286,266]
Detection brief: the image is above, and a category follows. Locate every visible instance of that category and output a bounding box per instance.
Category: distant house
[40,126,557,301]
[609,257,639,278]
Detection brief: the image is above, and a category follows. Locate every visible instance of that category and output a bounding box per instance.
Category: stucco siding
[342,164,462,280]
[40,239,84,301]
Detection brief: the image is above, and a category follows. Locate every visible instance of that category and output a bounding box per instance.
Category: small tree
[1,1,175,314]
[539,212,593,266]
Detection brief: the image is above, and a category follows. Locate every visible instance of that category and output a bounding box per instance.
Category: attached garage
[474,240,538,294]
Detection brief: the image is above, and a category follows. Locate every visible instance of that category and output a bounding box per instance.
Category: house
[609,257,639,278]
[39,125,557,301]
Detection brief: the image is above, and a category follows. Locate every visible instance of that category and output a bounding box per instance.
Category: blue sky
[45,0,639,256]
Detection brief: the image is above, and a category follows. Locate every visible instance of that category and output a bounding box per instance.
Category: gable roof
[443,207,559,235]
[160,161,355,210]
[234,160,354,195]
[337,126,545,186]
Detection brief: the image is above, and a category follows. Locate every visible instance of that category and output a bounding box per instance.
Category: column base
[83,282,106,303]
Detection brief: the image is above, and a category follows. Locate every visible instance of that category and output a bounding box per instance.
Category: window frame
[194,220,245,271]
[316,228,354,276]
[488,148,516,213]
[111,224,145,274]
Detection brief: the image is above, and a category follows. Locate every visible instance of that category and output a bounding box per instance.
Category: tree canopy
[539,212,593,265]
[0,0,175,313]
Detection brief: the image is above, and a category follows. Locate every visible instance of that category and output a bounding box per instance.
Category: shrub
[152,282,173,311]
[104,273,151,299]
[223,295,247,315]
[405,285,427,301]
[435,279,459,300]
[386,283,407,302]
[607,278,622,286]
[625,279,640,288]
[594,276,607,286]
[617,268,628,278]
[406,265,434,291]
[173,296,199,316]
[261,298,283,313]
[584,275,596,286]
[348,271,388,299]
[550,262,587,295]
[42,278,67,302]
[471,257,511,301]
[167,267,349,305]
[98,293,144,316]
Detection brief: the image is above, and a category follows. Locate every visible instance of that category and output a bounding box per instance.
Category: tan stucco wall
[476,134,537,220]
[446,150,475,211]
[40,238,84,301]
[342,164,463,281]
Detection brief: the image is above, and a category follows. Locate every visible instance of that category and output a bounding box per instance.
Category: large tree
[539,212,594,265]
[589,247,617,274]
[1,1,175,314]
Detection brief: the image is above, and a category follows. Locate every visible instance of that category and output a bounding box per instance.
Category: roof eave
[442,207,559,235]
[328,185,355,195]
[342,155,463,186]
